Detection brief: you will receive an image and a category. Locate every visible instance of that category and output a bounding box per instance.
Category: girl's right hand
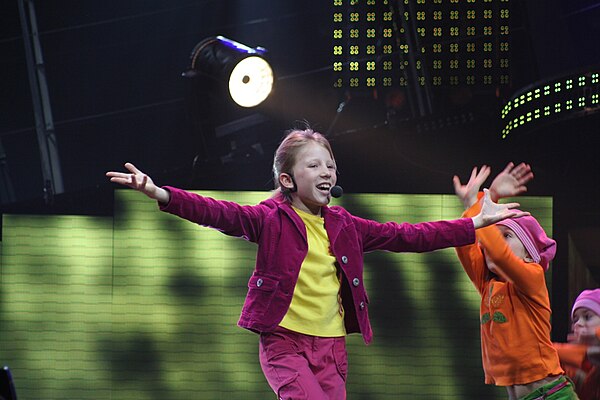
[106,162,170,203]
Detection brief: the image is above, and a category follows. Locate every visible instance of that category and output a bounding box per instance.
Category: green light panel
[500,71,600,138]
[1,190,552,399]
[332,0,510,90]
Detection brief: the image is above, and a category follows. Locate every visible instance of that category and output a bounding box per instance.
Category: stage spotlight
[184,36,274,108]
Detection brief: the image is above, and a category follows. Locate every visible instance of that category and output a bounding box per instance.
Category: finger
[509,210,530,218]
[513,185,528,195]
[512,162,531,177]
[124,162,142,174]
[482,188,490,200]
[106,171,130,179]
[452,175,462,193]
[518,171,534,184]
[109,176,132,186]
[469,167,478,181]
[502,162,515,174]
[479,165,491,180]
[501,201,521,210]
[509,211,530,219]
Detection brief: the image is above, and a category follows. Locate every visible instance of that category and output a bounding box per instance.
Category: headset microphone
[330,185,343,198]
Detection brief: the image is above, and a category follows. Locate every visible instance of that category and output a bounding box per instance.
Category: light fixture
[184,36,274,108]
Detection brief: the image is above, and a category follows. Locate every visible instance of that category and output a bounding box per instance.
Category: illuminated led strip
[500,71,600,138]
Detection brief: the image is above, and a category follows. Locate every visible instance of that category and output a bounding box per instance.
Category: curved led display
[500,69,600,138]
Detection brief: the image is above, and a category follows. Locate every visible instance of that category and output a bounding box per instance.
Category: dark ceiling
[1,0,599,215]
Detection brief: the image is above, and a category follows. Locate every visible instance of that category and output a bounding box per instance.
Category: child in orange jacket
[453,163,579,400]
[554,289,600,400]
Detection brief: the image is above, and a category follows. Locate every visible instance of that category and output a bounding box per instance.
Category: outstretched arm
[489,162,534,202]
[106,162,170,204]
[566,328,600,367]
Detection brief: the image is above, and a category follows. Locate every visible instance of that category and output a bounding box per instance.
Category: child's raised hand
[489,162,534,202]
[453,165,491,209]
[471,189,530,229]
[106,162,170,203]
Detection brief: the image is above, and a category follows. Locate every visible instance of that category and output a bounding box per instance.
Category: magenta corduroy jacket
[160,186,475,344]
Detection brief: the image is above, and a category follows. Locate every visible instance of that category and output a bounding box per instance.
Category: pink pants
[259,326,348,400]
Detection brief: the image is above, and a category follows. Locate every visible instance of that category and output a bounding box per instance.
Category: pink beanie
[571,288,600,319]
[496,214,556,271]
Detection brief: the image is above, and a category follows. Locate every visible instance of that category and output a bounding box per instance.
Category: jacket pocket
[245,274,279,315]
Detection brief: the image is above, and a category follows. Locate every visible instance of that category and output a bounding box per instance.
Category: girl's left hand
[453,165,490,209]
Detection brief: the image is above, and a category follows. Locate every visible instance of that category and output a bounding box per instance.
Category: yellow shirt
[279,207,346,337]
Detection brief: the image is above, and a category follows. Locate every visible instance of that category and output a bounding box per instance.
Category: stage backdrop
[0,190,553,400]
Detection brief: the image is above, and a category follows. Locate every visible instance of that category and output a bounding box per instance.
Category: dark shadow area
[167,269,206,300]
[364,251,418,345]
[100,333,172,400]
[423,251,499,399]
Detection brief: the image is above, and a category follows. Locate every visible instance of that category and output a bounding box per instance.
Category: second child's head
[273,128,337,215]
[571,288,600,343]
[485,215,556,276]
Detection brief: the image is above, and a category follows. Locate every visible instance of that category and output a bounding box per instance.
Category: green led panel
[1,190,551,399]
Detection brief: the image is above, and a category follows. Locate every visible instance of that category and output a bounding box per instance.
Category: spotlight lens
[229,56,274,107]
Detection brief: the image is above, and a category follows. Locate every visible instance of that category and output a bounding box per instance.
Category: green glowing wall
[0,190,553,399]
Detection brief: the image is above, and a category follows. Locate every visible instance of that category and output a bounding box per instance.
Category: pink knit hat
[496,214,556,271]
[571,288,600,319]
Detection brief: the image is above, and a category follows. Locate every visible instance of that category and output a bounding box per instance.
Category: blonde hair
[272,127,335,201]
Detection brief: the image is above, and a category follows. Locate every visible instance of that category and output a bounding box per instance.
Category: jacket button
[360,301,365,310]
[352,278,360,287]
[341,256,348,264]
[256,278,263,287]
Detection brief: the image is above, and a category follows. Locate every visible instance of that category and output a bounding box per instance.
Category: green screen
[0,190,552,399]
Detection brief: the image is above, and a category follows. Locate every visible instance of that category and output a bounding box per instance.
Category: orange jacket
[456,202,563,386]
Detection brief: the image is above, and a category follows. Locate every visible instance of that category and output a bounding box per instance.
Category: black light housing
[184,36,274,108]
